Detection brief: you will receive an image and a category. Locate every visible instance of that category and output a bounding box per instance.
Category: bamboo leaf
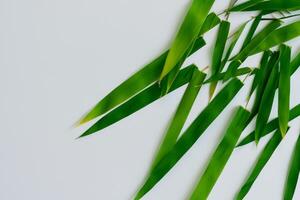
[250,20,300,55]
[283,132,300,200]
[223,60,242,81]
[278,44,291,136]
[204,67,252,84]
[250,51,280,119]
[134,78,244,200]
[255,59,279,143]
[159,0,215,80]
[199,12,221,36]
[241,14,262,50]
[77,37,206,125]
[232,20,282,62]
[247,50,272,100]
[235,129,287,200]
[209,20,231,98]
[291,50,300,75]
[237,104,300,147]
[189,106,251,200]
[151,69,206,169]
[241,1,300,12]
[78,65,198,138]
[229,0,264,12]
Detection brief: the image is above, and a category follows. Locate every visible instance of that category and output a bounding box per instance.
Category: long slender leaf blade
[189,107,251,200]
[134,78,244,200]
[283,132,300,200]
[251,20,300,55]
[241,14,262,50]
[232,20,282,62]
[199,12,221,36]
[243,1,300,11]
[237,104,300,147]
[78,65,198,138]
[278,44,291,136]
[159,0,215,79]
[151,69,206,168]
[255,60,279,143]
[291,50,300,75]
[204,67,252,84]
[229,0,264,12]
[236,129,286,200]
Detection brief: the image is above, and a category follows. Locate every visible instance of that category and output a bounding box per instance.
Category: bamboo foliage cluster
[77,0,300,199]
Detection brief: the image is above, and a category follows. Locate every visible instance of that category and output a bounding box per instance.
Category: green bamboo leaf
[229,0,264,12]
[78,65,198,138]
[250,51,280,118]
[199,12,221,36]
[237,104,300,147]
[283,132,300,200]
[278,44,291,136]
[134,78,244,200]
[242,1,300,11]
[223,60,242,81]
[151,69,206,169]
[250,20,300,55]
[291,50,300,75]
[189,106,251,200]
[204,67,253,83]
[77,37,206,125]
[232,20,282,62]
[255,59,279,143]
[241,14,263,50]
[247,50,271,100]
[209,20,231,98]
[159,0,215,80]
[235,129,287,200]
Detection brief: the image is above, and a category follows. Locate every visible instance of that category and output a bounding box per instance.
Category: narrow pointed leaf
[223,60,242,81]
[189,107,250,200]
[135,78,244,200]
[151,69,206,168]
[237,104,300,147]
[248,50,271,100]
[283,132,300,200]
[199,12,221,36]
[241,14,262,50]
[160,0,215,80]
[278,44,291,136]
[79,65,198,138]
[236,129,287,200]
[232,20,282,62]
[255,60,279,143]
[229,0,264,12]
[251,20,300,55]
[242,1,300,11]
[209,20,231,98]
[291,50,300,75]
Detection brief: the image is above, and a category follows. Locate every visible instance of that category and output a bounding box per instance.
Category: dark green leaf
[240,14,262,50]
[189,106,250,200]
[291,50,300,75]
[134,78,244,200]
[229,0,264,12]
[250,20,300,55]
[235,129,286,200]
[255,59,279,143]
[278,44,291,136]
[242,1,300,12]
[283,132,300,200]
[199,12,221,36]
[237,104,300,147]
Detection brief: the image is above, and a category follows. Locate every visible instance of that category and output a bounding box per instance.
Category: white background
[1,0,300,199]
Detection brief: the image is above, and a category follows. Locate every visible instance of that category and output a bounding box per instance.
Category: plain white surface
[1,0,300,199]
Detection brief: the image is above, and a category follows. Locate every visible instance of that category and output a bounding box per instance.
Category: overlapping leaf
[135,78,244,200]
[189,107,250,200]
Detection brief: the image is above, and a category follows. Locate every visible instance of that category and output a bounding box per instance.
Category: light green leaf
[78,65,198,138]
[236,129,287,200]
[229,0,264,12]
[242,1,300,11]
[189,106,250,200]
[283,132,300,200]
[199,12,221,36]
[159,0,215,80]
[134,78,244,200]
[278,44,291,136]
[237,104,300,147]
[251,20,300,55]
